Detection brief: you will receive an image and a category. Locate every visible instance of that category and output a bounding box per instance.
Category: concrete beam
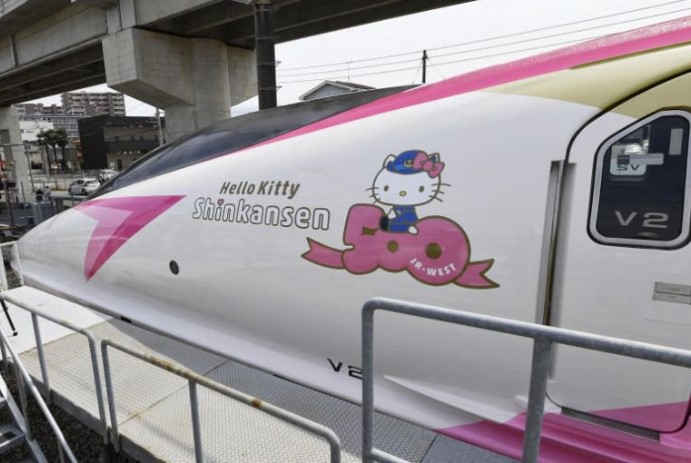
[71,0,118,8]
[103,28,256,140]
[0,0,72,36]
[134,0,249,25]
[196,0,472,47]
[0,45,103,93]
[0,75,105,106]
[102,28,195,107]
[228,47,257,105]
[148,0,253,35]
[0,44,104,106]
[13,4,106,67]
[0,0,471,111]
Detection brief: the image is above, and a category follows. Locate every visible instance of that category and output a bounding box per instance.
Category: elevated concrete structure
[102,28,255,140]
[0,0,474,141]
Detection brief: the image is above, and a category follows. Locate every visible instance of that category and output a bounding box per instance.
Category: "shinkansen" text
[192,197,330,230]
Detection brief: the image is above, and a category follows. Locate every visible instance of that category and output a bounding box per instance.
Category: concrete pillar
[0,107,31,204]
[102,28,257,142]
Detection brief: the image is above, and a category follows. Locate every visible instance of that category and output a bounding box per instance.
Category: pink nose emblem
[76,195,185,280]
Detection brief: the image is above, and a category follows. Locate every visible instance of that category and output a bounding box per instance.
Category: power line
[278,56,421,78]
[427,0,688,53]
[278,32,604,84]
[277,0,689,76]
[278,5,691,85]
[283,4,691,80]
[431,5,691,60]
[278,50,420,73]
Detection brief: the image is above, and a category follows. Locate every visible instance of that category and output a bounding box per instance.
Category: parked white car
[68,178,100,195]
[98,169,119,183]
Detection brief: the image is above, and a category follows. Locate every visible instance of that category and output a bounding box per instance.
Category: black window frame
[93,85,413,198]
[589,109,691,249]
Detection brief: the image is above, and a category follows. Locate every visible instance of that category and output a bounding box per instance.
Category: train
[13,16,691,462]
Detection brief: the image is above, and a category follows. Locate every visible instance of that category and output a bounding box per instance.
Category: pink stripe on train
[259,17,691,148]
[439,401,691,462]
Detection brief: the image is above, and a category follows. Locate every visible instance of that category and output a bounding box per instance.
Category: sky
[29,0,691,116]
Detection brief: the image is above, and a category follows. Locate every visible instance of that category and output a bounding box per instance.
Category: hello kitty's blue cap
[386,150,423,174]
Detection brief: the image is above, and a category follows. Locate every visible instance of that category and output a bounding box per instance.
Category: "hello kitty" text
[219,180,300,200]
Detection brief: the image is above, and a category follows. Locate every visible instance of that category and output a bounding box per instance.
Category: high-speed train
[14,16,691,462]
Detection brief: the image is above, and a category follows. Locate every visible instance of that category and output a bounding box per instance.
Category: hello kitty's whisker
[440,183,452,187]
[365,187,379,191]
[434,190,446,195]
[433,197,444,202]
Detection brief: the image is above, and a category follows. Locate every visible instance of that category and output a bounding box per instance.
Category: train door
[548,73,691,432]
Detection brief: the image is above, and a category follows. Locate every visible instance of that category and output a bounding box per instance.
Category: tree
[36,130,53,174]
[54,128,69,171]
[36,128,69,173]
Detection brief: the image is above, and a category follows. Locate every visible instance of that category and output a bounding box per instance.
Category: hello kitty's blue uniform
[382,151,425,233]
[389,206,418,232]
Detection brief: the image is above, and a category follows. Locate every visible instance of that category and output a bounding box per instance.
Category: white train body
[15,18,691,462]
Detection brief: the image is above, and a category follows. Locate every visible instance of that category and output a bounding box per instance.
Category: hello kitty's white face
[370,158,443,207]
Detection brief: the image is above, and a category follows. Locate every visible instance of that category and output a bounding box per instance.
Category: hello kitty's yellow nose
[399,191,407,197]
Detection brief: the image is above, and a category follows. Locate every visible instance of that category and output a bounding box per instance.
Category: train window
[590,110,691,248]
[93,85,413,198]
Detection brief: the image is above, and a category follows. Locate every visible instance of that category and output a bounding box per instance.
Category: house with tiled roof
[298,80,376,101]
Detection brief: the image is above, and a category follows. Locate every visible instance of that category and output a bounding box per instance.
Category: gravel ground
[0,371,138,462]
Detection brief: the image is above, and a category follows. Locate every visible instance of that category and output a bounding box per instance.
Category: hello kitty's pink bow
[413,152,445,178]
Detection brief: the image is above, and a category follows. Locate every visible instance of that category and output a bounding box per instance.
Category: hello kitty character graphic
[369,150,446,234]
[303,149,498,289]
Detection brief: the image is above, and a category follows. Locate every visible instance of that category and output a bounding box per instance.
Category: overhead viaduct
[0,0,471,188]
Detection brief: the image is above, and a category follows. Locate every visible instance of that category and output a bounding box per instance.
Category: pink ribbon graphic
[303,204,497,288]
[413,152,445,178]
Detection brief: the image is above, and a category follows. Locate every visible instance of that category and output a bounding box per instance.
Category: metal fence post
[31,313,51,404]
[522,337,552,463]
[189,380,203,463]
[0,338,7,374]
[86,339,108,445]
[362,305,375,463]
[14,361,32,441]
[101,343,120,452]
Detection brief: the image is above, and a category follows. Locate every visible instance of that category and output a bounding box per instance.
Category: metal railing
[0,241,107,454]
[0,322,76,462]
[0,240,341,462]
[102,339,343,463]
[361,297,691,463]
[0,295,109,445]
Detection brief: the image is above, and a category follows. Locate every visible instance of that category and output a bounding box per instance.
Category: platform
[0,286,515,463]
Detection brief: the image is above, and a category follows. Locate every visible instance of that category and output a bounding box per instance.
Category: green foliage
[36,129,70,172]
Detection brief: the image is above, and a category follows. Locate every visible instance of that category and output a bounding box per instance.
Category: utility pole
[155,108,165,146]
[422,50,428,84]
[254,0,277,110]
[0,153,15,227]
[24,141,34,195]
[0,144,23,227]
